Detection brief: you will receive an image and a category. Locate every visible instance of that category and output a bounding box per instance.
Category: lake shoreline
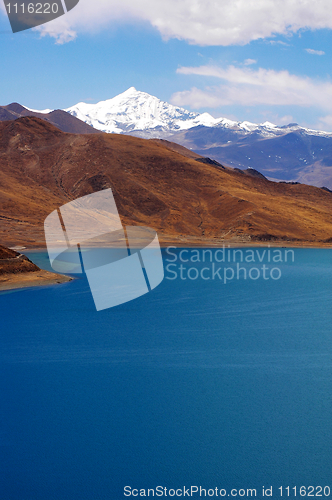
[0,270,73,292]
[21,239,332,252]
[2,239,331,293]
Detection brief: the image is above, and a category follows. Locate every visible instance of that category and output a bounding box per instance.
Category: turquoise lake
[1,247,332,499]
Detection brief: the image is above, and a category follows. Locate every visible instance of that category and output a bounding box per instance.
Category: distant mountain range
[65,87,321,139]
[2,88,332,188]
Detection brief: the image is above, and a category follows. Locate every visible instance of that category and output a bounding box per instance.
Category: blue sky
[1,0,332,130]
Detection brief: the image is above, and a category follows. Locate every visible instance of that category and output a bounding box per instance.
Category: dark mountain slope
[0,103,101,134]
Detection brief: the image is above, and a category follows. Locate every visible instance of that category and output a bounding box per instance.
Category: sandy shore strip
[19,237,332,252]
[0,270,73,292]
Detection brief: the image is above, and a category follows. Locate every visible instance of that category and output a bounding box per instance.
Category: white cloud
[36,18,77,44]
[12,0,332,46]
[244,59,257,66]
[259,112,295,125]
[171,64,332,110]
[268,40,290,46]
[305,48,325,55]
[316,115,332,130]
[277,114,295,125]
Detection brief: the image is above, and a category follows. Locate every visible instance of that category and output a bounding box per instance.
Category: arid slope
[1,117,332,248]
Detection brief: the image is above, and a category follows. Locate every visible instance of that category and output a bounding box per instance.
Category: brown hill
[0,245,18,260]
[0,103,101,134]
[0,244,39,275]
[0,243,72,290]
[1,116,332,248]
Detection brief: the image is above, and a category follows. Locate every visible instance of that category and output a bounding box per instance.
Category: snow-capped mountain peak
[260,121,277,128]
[65,87,201,135]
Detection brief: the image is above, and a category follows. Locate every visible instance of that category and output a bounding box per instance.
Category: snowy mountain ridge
[62,87,332,139]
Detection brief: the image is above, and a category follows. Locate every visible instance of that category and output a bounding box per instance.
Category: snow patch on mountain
[24,106,53,114]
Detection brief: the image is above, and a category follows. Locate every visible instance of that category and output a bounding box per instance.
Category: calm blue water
[1,248,332,500]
